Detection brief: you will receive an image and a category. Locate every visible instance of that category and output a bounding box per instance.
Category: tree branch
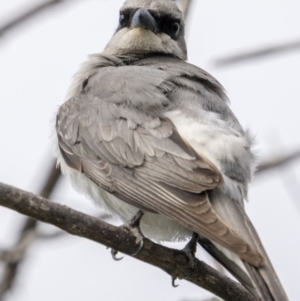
[0,160,61,299]
[256,149,300,175]
[0,0,68,37]
[213,39,300,67]
[0,182,255,301]
[177,0,194,19]
[182,298,221,301]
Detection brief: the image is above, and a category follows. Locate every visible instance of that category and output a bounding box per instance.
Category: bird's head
[104,0,187,60]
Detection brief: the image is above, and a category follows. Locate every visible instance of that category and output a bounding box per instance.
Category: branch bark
[0,0,67,37]
[0,182,255,301]
[213,39,300,67]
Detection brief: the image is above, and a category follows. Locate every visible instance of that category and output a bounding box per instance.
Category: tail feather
[240,205,289,301]
[203,189,289,301]
[245,263,274,301]
[198,236,261,301]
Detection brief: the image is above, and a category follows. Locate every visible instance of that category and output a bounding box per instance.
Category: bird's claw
[172,276,179,288]
[111,248,123,261]
[131,238,144,257]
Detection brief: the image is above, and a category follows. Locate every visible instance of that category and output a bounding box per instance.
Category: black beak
[131,8,158,33]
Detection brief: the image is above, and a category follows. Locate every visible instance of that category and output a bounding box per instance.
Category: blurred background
[0,0,299,300]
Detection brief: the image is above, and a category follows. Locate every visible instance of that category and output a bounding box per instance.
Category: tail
[198,189,289,301]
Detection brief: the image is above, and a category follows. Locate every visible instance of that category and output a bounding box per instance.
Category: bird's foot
[171,233,199,287]
[126,210,144,229]
[112,210,144,258]
[123,210,144,256]
[183,232,198,273]
[182,232,199,279]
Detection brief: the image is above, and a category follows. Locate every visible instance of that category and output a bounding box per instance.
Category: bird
[54,1,288,300]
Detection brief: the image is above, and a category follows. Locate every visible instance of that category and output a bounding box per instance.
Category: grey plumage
[55,1,289,300]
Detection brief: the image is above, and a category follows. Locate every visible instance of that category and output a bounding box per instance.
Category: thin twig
[0,230,38,264]
[182,298,221,301]
[0,0,67,37]
[213,39,300,67]
[0,182,255,301]
[177,0,194,19]
[0,160,61,300]
[256,149,300,175]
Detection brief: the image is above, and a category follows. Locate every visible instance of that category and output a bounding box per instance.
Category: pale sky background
[0,0,299,301]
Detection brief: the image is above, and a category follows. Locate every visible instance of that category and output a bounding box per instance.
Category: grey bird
[54,0,288,300]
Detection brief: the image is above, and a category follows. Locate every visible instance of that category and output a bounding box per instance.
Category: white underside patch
[164,110,247,169]
[164,109,251,201]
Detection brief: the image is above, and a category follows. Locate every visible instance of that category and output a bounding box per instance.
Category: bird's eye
[170,22,180,37]
[119,12,129,28]
[119,13,125,25]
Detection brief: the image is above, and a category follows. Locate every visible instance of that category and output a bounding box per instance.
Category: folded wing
[56,63,264,266]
